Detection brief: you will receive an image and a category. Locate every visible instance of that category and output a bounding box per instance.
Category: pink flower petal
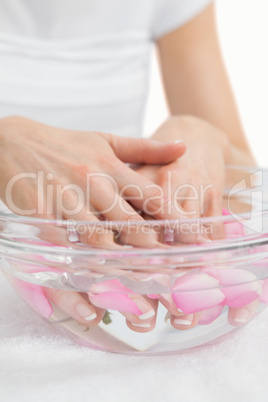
[88,279,145,314]
[172,271,220,291]
[141,274,171,300]
[88,293,142,315]
[199,305,224,325]
[11,260,60,274]
[222,208,245,238]
[224,290,259,308]
[12,277,53,319]
[171,272,225,314]
[224,222,245,238]
[260,279,268,304]
[203,268,261,308]
[147,294,161,299]
[90,279,133,295]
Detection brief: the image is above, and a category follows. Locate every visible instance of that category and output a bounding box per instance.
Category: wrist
[228,145,257,167]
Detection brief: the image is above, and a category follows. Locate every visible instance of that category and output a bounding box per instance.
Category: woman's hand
[132,115,259,330]
[136,116,255,226]
[0,116,185,226]
[0,116,186,332]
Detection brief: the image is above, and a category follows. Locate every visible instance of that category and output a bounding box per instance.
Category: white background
[145,0,268,167]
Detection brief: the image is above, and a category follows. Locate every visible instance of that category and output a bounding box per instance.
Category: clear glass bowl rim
[0,165,267,257]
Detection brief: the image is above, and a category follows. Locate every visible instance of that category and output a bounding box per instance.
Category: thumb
[107,135,186,164]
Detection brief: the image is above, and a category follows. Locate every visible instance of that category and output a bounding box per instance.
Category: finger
[158,294,184,317]
[44,288,105,326]
[158,173,216,243]
[228,299,259,327]
[90,182,143,222]
[158,286,206,318]
[59,192,120,248]
[125,297,158,333]
[104,134,186,164]
[64,208,122,249]
[109,161,184,223]
[159,172,201,220]
[170,311,202,330]
[202,187,225,240]
[88,288,157,323]
[118,227,167,248]
[114,163,178,219]
[180,190,201,220]
[198,305,224,325]
[158,293,202,330]
[126,319,155,333]
[32,214,76,247]
[89,182,161,248]
[115,163,209,245]
[174,198,212,244]
[88,290,158,333]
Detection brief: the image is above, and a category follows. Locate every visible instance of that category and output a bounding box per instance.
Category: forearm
[228,143,256,167]
[156,4,255,166]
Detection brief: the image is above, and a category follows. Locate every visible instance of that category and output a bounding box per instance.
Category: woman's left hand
[132,115,259,330]
[137,116,230,222]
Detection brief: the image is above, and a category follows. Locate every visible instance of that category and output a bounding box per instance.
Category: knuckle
[143,185,164,214]
[75,164,91,178]
[97,153,117,170]
[145,185,163,200]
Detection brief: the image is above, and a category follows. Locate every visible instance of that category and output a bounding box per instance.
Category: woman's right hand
[0,116,185,331]
[0,116,185,227]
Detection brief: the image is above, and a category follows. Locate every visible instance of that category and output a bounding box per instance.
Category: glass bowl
[1,166,268,355]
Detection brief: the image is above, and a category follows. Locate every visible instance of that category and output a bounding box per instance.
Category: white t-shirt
[0,0,212,137]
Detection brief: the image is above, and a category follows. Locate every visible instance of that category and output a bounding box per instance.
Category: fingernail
[76,303,97,321]
[131,322,151,328]
[165,311,171,322]
[174,140,183,144]
[177,308,184,313]
[174,318,192,326]
[233,309,249,323]
[84,312,97,321]
[139,309,155,320]
[68,229,79,242]
[133,299,155,320]
[140,276,152,282]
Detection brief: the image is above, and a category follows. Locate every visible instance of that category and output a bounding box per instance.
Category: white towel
[0,272,268,402]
